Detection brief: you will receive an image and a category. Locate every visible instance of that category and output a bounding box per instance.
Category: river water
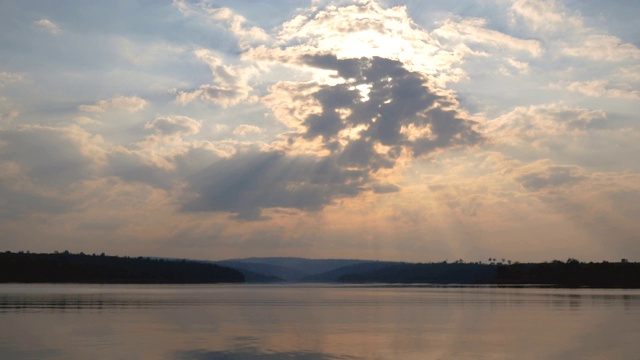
[1,284,639,359]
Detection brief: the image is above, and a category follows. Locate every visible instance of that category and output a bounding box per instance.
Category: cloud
[0,121,200,212]
[0,125,107,189]
[183,151,368,220]
[103,149,174,188]
[563,80,640,99]
[432,17,543,57]
[176,49,257,107]
[144,115,201,136]
[0,162,73,219]
[499,58,530,76]
[563,34,640,62]
[34,18,61,35]
[173,0,269,49]
[483,104,606,144]
[261,82,323,133]
[79,96,147,113]
[510,0,640,63]
[248,0,467,86]
[184,55,482,219]
[108,37,187,66]
[371,182,400,194]
[270,55,482,159]
[0,72,25,87]
[510,0,583,33]
[0,97,19,126]
[172,1,487,221]
[616,65,640,82]
[73,116,100,125]
[133,116,208,170]
[482,104,640,173]
[512,159,588,191]
[103,140,235,188]
[4,0,639,261]
[198,5,270,46]
[233,124,262,136]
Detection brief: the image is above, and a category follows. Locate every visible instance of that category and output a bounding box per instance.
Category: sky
[0,0,639,263]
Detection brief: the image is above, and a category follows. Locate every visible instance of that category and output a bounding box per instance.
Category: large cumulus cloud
[162,0,487,220]
[182,55,482,219]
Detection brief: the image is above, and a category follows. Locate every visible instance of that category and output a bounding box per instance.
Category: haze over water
[2,284,640,359]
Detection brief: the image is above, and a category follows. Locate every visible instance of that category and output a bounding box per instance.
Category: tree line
[0,251,244,284]
[336,259,640,287]
[494,258,640,288]
[3,252,639,287]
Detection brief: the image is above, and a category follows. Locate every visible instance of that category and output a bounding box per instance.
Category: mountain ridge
[214,257,401,282]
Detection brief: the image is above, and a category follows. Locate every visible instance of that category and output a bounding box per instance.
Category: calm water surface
[1,284,640,359]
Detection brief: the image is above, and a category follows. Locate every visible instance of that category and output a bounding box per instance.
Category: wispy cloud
[564,80,640,99]
[0,72,25,86]
[145,115,201,137]
[563,35,640,62]
[233,124,262,136]
[512,159,588,192]
[34,18,61,35]
[176,50,257,107]
[173,0,269,49]
[433,17,543,57]
[79,96,147,113]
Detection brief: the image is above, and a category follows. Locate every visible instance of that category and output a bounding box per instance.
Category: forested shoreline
[2,252,640,287]
[493,259,640,288]
[337,259,640,288]
[0,251,244,284]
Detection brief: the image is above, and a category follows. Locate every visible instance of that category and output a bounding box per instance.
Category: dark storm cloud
[338,137,396,171]
[183,151,368,220]
[300,55,482,158]
[182,55,482,220]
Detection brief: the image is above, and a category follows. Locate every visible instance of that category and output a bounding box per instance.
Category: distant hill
[216,257,374,281]
[237,268,284,283]
[214,260,304,282]
[0,251,244,284]
[216,258,498,284]
[301,261,402,282]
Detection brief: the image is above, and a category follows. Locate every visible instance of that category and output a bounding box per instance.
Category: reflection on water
[1,284,640,359]
[176,349,358,359]
[176,335,359,360]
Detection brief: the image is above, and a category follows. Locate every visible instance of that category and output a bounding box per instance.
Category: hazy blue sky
[1,0,639,262]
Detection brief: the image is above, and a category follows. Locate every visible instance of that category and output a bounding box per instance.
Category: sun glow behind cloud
[0,0,639,262]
